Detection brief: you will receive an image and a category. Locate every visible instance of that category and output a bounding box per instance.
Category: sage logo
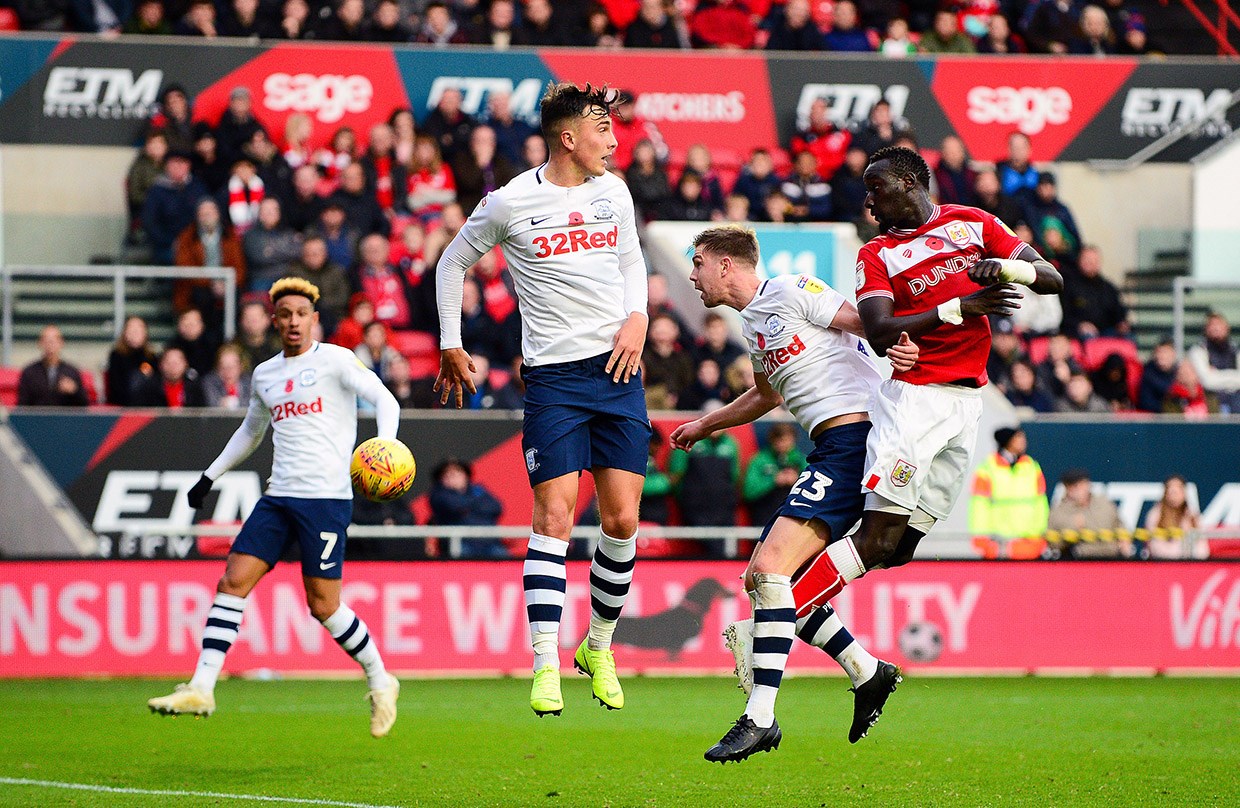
[263,73,374,124]
[42,67,163,119]
[966,85,1072,136]
[1121,88,1233,139]
[796,84,910,128]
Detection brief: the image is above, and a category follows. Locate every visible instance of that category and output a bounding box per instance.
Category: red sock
[791,550,847,618]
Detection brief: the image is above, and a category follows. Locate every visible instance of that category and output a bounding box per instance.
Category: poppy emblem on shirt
[925,236,945,251]
[284,379,294,393]
[568,211,584,225]
[945,223,971,246]
[756,333,766,349]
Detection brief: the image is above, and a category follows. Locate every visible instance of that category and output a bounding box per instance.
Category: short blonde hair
[692,224,759,267]
[270,277,320,306]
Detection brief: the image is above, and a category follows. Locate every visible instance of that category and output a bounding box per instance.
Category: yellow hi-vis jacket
[969,452,1049,540]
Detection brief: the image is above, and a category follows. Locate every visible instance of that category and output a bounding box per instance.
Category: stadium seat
[1026,336,1085,366]
[406,355,440,379]
[1082,336,1139,372]
[487,368,511,390]
[389,330,437,359]
[0,367,19,406]
[0,9,19,31]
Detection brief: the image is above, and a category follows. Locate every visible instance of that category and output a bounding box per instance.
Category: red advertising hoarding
[2,562,1237,677]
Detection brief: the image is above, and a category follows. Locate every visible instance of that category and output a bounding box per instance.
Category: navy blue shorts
[231,495,352,579]
[759,421,872,544]
[521,351,652,487]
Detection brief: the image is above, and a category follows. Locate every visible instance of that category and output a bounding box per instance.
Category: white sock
[587,528,636,650]
[796,605,879,686]
[189,592,246,693]
[743,573,795,729]
[524,532,569,671]
[827,536,866,582]
[322,604,388,690]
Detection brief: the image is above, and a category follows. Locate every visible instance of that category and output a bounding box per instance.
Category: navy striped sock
[322,604,387,689]
[744,574,795,728]
[796,604,878,686]
[524,533,569,671]
[189,592,246,693]
[587,530,636,650]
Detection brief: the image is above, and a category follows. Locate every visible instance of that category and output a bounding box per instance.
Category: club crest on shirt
[891,458,917,487]
[284,378,294,393]
[765,314,785,337]
[945,223,971,246]
[299,369,317,387]
[591,198,615,220]
[525,448,540,472]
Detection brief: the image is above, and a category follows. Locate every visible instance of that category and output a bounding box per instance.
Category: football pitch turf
[0,677,1235,807]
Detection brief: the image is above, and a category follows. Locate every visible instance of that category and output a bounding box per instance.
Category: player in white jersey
[670,226,917,762]
[435,83,649,717]
[148,278,403,738]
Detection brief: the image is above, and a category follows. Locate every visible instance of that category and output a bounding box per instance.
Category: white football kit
[205,341,399,499]
[436,165,647,367]
[739,274,883,435]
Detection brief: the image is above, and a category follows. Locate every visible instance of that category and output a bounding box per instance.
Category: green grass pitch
[0,676,1236,807]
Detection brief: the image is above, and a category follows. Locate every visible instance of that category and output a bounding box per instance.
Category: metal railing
[1171,277,1240,356]
[104,523,1234,561]
[1,265,237,365]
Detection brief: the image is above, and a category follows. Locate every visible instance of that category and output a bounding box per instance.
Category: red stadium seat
[487,368,511,390]
[0,367,19,406]
[406,355,440,379]
[1025,336,1086,366]
[0,9,19,32]
[1082,336,1139,372]
[389,330,437,359]
[78,370,100,405]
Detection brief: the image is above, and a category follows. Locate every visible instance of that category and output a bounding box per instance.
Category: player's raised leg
[148,551,267,717]
[706,517,815,763]
[574,466,641,710]
[526,473,577,716]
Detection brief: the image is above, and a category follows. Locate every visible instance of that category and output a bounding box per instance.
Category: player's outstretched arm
[669,372,781,451]
[435,347,477,408]
[193,401,270,508]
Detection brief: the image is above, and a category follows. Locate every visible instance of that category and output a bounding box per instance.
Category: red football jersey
[856,204,1027,386]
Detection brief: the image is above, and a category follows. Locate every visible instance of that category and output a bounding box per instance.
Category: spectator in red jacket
[611,92,668,172]
[790,97,851,180]
[350,233,418,331]
[689,0,757,50]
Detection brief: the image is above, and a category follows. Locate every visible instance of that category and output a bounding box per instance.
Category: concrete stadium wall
[1192,137,1240,282]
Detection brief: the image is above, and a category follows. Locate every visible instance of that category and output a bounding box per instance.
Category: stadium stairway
[1126,246,1201,353]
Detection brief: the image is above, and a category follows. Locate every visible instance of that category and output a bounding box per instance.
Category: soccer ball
[898,621,943,663]
[350,437,416,502]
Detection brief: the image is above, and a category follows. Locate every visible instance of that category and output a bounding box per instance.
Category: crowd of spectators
[0,0,1167,56]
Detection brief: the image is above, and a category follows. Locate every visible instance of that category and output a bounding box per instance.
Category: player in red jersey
[791,146,1063,615]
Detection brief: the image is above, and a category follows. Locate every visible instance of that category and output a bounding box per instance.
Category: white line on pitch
[0,777,405,808]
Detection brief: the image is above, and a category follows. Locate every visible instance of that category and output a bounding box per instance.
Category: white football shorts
[861,378,983,519]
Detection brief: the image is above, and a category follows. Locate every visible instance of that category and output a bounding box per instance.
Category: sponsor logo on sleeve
[797,276,826,294]
[856,261,866,292]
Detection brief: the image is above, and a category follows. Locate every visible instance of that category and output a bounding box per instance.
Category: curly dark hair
[869,145,931,190]
[539,81,622,143]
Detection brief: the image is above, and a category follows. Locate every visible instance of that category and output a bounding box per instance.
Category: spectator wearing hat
[17,325,89,407]
[428,458,504,558]
[1047,468,1128,559]
[969,427,1049,559]
[1023,172,1082,256]
[143,148,207,265]
[191,123,229,194]
[986,317,1027,393]
[214,86,267,168]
